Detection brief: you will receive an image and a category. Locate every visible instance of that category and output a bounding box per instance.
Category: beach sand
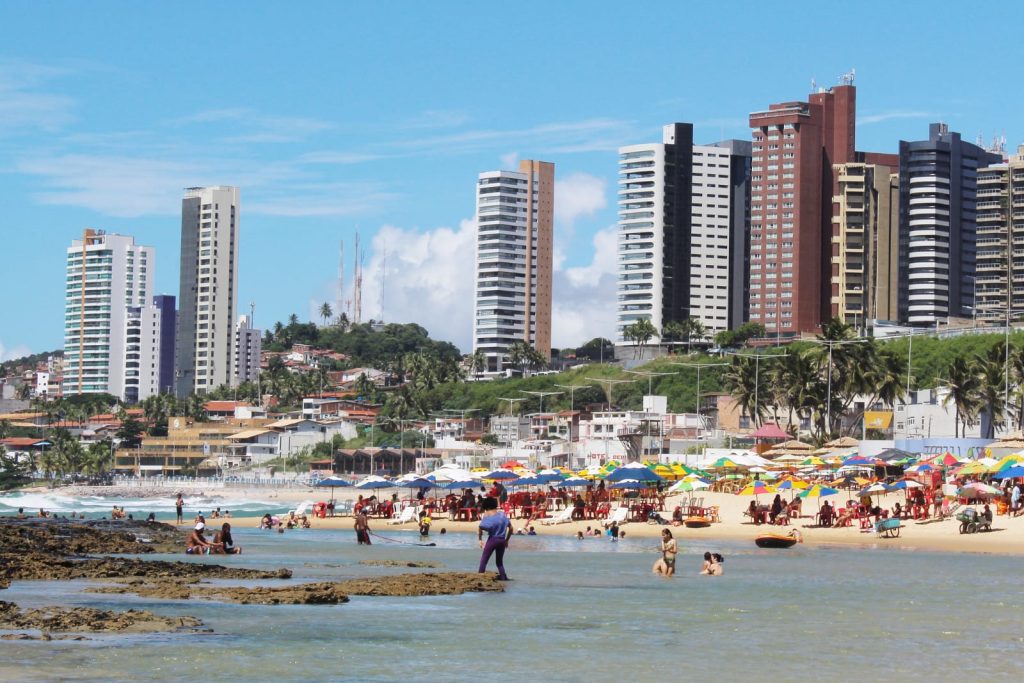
[220,488,1024,556]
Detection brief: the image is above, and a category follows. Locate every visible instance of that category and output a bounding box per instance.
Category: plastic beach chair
[540,506,574,525]
[387,504,420,525]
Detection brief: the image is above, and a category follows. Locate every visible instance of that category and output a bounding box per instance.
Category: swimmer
[653,529,677,577]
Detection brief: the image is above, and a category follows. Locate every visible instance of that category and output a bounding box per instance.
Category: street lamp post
[520,391,562,415]
[590,378,634,412]
[725,352,788,428]
[806,338,868,437]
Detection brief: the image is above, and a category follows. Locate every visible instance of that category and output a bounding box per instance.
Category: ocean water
[3,526,1023,683]
[0,491,294,519]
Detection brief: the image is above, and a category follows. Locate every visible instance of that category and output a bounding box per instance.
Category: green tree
[0,447,31,490]
[977,342,1007,439]
[116,412,145,449]
[942,355,982,438]
[319,302,333,326]
[624,319,658,359]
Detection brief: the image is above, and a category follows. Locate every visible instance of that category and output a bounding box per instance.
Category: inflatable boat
[754,534,798,549]
[684,516,712,528]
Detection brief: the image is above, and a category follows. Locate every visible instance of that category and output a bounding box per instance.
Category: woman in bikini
[654,529,677,577]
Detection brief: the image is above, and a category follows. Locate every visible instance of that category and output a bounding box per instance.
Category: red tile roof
[1,437,49,447]
[205,401,251,411]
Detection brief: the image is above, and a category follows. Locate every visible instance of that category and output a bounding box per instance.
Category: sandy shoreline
[219,488,1024,557]
[22,484,1024,557]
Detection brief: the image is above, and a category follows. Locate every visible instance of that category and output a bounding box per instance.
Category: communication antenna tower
[335,240,345,323]
[379,248,387,322]
[352,230,363,324]
[838,68,855,86]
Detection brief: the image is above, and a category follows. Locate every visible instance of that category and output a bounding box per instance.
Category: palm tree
[723,356,765,427]
[942,355,983,438]
[468,349,487,377]
[319,302,333,327]
[625,319,658,359]
[977,343,1007,439]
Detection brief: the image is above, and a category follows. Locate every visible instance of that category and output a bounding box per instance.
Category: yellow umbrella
[737,481,776,496]
[802,456,827,468]
[991,453,1024,473]
[957,461,989,476]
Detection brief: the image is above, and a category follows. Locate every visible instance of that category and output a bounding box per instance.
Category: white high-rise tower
[174,186,240,397]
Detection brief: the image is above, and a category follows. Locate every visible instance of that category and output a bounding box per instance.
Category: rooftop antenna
[342,241,350,325]
[838,68,855,86]
[379,248,387,322]
[352,230,363,324]
[810,77,818,93]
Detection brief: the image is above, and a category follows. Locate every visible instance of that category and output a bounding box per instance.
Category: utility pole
[555,384,588,442]
[806,338,868,437]
[670,361,728,435]
[624,370,675,397]
[590,378,633,411]
[497,397,525,416]
[520,391,562,415]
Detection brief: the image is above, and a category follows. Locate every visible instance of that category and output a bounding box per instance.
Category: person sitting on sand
[653,529,677,577]
[672,506,683,526]
[212,523,242,554]
[187,523,212,554]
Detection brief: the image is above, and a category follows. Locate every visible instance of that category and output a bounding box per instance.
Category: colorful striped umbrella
[799,484,840,499]
[736,481,775,496]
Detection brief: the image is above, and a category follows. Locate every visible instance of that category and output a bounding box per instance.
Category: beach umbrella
[316,475,353,505]
[355,475,394,490]
[480,469,519,480]
[843,455,881,467]
[857,482,889,498]
[801,456,827,468]
[776,479,808,491]
[955,461,989,477]
[560,476,592,487]
[991,454,1024,473]
[958,482,1002,499]
[736,481,775,497]
[887,479,923,491]
[442,479,480,490]
[668,477,710,494]
[928,453,962,467]
[799,484,839,499]
[604,461,664,483]
[993,465,1024,480]
[610,479,649,490]
[399,477,435,489]
[905,463,934,474]
[830,474,864,489]
[509,475,547,487]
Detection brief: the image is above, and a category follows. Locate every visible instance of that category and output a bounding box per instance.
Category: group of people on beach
[186,511,241,555]
[652,529,723,578]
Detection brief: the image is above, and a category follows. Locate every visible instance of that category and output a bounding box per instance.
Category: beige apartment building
[975,145,1024,321]
[830,163,899,326]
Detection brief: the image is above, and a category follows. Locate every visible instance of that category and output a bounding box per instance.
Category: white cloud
[551,226,618,348]
[176,107,332,143]
[360,219,478,350]
[859,110,942,125]
[555,172,607,235]
[389,118,635,157]
[299,151,385,165]
[0,61,75,133]
[0,341,32,363]
[246,182,400,217]
[499,151,519,169]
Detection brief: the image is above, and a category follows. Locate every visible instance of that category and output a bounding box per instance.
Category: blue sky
[2,1,1023,359]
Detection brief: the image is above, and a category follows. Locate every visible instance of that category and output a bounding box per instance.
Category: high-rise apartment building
[974,145,1024,321]
[63,230,154,400]
[472,160,554,374]
[897,124,1001,326]
[748,83,856,336]
[152,294,176,394]
[233,314,262,385]
[831,162,900,325]
[615,125,751,340]
[123,300,162,403]
[174,186,240,397]
[616,123,693,341]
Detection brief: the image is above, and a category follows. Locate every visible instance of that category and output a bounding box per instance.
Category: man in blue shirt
[477,496,512,580]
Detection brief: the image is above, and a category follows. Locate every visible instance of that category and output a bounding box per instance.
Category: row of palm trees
[722,320,1024,441]
[34,430,116,480]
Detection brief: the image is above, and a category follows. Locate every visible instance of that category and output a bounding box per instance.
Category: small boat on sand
[684,516,712,528]
[754,534,798,549]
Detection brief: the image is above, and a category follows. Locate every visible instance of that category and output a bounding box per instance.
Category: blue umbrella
[886,479,924,491]
[399,477,435,489]
[355,475,395,490]
[560,476,592,487]
[610,479,649,490]
[604,462,663,483]
[442,480,480,490]
[994,465,1024,480]
[316,476,352,488]
[509,476,546,487]
[481,469,518,480]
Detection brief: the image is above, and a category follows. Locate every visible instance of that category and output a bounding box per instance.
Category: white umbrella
[425,465,475,483]
[668,478,709,494]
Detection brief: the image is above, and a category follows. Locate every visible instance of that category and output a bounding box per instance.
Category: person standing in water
[175,494,184,525]
[654,529,677,577]
[354,508,372,545]
[477,496,511,580]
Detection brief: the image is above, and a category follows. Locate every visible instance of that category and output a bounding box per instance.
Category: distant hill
[1,350,62,377]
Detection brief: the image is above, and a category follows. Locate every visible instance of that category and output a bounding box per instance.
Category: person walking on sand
[354,508,372,545]
[175,494,184,525]
[477,496,512,580]
[653,529,677,577]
